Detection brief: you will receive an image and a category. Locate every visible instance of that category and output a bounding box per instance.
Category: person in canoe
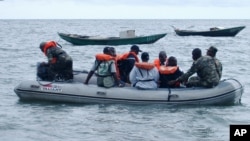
[169,48,220,88]
[129,52,159,90]
[38,41,73,81]
[84,47,123,88]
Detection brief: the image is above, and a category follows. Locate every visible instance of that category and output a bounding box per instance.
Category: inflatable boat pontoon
[14,72,244,105]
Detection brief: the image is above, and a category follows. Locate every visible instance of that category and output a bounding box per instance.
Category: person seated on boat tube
[84,47,123,88]
[168,48,220,88]
[117,45,142,84]
[129,52,159,90]
[206,46,223,80]
[109,47,117,57]
[154,51,168,70]
[158,56,184,88]
[38,41,73,81]
[109,47,121,79]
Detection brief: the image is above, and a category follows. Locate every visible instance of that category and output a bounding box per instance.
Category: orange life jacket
[95,53,120,79]
[159,66,178,74]
[43,41,57,64]
[117,52,139,62]
[95,54,115,61]
[135,62,155,70]
[43,41,57,55]
[154,58,168,70]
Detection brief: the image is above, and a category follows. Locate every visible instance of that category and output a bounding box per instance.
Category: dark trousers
[37,61,73,81]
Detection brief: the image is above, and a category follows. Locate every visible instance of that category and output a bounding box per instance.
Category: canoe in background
[58,32,167,46]
[173,26,245,37]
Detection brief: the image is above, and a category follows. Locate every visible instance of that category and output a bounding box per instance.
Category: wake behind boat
[58,30,167,46]
[173,26,245,37]
[14,72,244,105]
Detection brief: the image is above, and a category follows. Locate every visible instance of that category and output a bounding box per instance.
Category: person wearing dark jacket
[38,41,73,81]
[159,56,183,88]
[117,45,142,83]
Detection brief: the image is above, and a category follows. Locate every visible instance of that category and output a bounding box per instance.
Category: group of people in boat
[37,40,222,89]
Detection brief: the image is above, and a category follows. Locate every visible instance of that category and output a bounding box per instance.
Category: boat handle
[168,94,179,101]
[96,91,106,95]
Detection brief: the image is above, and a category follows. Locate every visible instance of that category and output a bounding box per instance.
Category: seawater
[0,19,250,141]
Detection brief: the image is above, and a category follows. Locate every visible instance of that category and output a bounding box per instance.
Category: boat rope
[36,79,54,86]
[73,70,88,75]
[36,74,73,86]
[36,79,74,86]
[56,42,62,48]
[36,70,87,86]
[222,78,244,89]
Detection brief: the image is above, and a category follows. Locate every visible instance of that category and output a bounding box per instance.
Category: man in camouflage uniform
[206,46,223,80]
[169,48,220,88]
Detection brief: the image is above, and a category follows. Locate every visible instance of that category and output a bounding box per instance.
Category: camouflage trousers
[186,76,219,88]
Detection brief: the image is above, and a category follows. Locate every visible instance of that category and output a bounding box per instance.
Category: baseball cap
[131,45,142,52]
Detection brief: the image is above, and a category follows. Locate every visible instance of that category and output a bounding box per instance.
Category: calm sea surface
[0,19,250,141]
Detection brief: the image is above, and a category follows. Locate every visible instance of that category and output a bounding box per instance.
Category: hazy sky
[1,0,250,19]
